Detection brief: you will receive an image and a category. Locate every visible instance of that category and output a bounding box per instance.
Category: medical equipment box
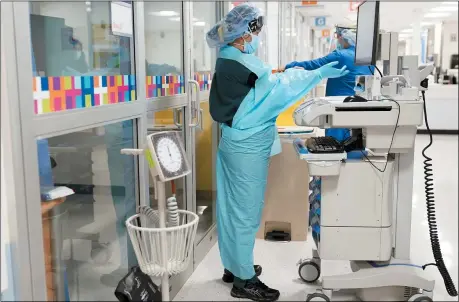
[311,159,394,261]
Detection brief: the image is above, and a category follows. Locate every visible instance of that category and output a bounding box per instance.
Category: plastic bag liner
[115,266,162,302]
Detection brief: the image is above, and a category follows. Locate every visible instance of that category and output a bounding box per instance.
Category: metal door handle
[196,108,204,132]
[173,108,182,127]
[188,80,201,128]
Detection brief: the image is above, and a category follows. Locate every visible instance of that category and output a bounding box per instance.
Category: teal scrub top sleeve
[286,51,341,71]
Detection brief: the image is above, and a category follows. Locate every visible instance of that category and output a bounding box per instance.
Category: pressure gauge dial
[156,137,182,173]
[147,132,191,181]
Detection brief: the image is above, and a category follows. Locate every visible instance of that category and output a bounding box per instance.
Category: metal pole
[393,150,415,260]
[156,179,170,301]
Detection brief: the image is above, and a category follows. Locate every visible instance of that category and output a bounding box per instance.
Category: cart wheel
[298,260,320,283]
[306,292,330,302]
[408,294,433,302]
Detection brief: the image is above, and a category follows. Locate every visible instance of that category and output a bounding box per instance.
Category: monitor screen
[451,54,458,69]
[354,1,379,66]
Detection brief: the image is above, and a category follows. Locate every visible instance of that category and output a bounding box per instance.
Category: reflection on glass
[1,152,16,301]
[249,2,268,62]
[195,102,217,242]
[193,2,217,92]
[37,120,137,301]
[30,1,134,77]
[144,2,183,76]
[30,2,136,115]
[144,2,184,98]
[282,3,293,65]
[192,3,217,241]
[193,2,217,73]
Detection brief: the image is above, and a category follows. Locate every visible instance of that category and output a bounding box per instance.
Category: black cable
[421,90,458,297]
[359,98,400,173]
[374,65,383,77]
[368,65,383,78]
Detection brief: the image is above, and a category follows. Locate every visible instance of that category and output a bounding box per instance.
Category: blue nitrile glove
[316,61,349,79]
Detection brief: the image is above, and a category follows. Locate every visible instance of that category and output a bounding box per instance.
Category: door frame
[141,1,196,298]
[4,1,154,300]
[188,1,227,267]
[2,0,222,299]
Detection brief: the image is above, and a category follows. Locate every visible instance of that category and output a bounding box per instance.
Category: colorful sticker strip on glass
[33,75,136,114]
[146,75,185,98]
[194,72,213,91]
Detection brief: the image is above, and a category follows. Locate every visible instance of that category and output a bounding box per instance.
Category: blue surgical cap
[339,29,356,46]
[206,3,262,48]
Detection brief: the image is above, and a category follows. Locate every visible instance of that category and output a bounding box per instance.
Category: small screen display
[355,1,378,66]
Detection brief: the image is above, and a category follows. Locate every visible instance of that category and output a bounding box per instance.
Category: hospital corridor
[1,1,458,302]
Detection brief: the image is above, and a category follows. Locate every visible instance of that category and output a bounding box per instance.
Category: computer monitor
[450,54,458,69]
[354,1,380,66]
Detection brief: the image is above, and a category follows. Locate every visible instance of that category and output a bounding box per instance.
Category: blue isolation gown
[215,46,324,279]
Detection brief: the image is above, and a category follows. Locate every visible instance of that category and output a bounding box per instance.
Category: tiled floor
[176,134,458,301]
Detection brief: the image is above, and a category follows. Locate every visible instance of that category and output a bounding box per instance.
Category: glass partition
[147,108,187,212]
[37,120,138,301]
[1,151,16,301]
[30,1,136,114]
[144,2,185,98]
[194,102,218,242]
[193,2,217,92]
[251,2,268,63]
[191,2,218,242]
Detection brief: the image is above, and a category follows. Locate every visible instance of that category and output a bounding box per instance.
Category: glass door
[189,1,219,264]
[6,1,201,300]
[37,121,139,301]
[142,1,195,298]
[10,1,148,300]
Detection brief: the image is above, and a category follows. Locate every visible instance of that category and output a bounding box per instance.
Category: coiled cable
[167,180,179,227]
[421,90,457,297]
[166,196,179,227]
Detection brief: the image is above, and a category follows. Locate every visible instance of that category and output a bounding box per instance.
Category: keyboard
[306,136,344,154]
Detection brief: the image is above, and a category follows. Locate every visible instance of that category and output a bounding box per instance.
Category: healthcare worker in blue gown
[282,27,374,142]
[206,4,349,301]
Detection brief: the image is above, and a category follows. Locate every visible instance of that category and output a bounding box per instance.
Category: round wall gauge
[156,137,182,173]
[147,132,191,181]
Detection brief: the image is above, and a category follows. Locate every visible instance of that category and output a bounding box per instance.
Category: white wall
[145,27,213,73]
[442,21,458,71]
[266,2,279,68]
[145,30,182,70]
[398,40,407,56]
[434,23,442,56]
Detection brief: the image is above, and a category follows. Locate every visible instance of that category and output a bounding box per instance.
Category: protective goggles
[248,16,264,33]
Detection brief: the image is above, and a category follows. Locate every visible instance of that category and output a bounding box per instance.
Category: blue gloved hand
[316,61,349,79]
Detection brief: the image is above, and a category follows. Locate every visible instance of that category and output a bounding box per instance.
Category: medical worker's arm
[234,62,348,128]
[285,51,341,71]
